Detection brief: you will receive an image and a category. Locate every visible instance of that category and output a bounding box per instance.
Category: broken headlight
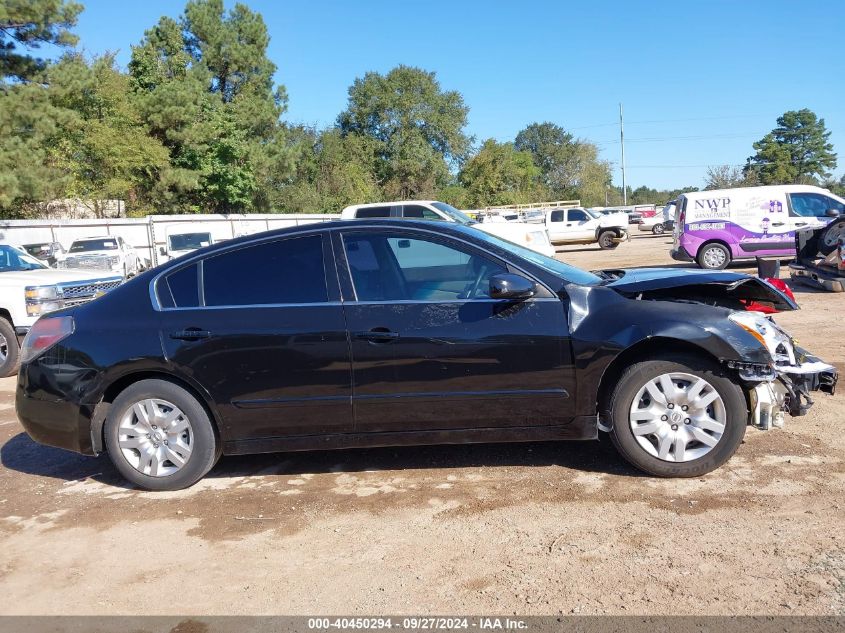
[728,311,796,366]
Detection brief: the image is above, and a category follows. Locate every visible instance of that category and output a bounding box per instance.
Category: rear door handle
[354,329,399,343]
[170,329,211,341]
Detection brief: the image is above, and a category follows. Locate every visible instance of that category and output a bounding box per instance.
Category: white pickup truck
[340,200,556,257]
[0,244,123,377]
[545,207,629,249]
[58,235,142,279]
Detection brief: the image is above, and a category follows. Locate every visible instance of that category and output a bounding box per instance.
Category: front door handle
[795,222,808,227]
[170,328,211,341]
[354,328,399,343]
[771,222,785,227]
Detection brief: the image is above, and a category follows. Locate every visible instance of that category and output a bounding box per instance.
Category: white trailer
[0,213,339,269]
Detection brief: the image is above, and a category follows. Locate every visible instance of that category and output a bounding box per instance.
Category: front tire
[0,318,20,378]
[598,230,619,250]
[697,242,731,269]
[104,379,219,490]
[608,354,747,477]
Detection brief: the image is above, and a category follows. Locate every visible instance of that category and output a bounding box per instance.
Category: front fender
[567,284,771,416]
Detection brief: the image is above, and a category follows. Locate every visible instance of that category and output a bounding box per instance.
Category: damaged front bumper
[737,349,838,430]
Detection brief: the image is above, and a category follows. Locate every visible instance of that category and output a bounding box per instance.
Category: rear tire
[598,230,619,250]
[818,218,845,256]
[652,223,665,235]
[608,354,747,477]
[104,379,219,490]
[0,318,20,378]
[697,242,731,269]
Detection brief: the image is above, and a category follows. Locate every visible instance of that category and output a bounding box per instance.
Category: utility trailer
[0,213,339,269]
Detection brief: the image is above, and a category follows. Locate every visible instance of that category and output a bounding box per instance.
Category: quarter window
[202,235,327,306]
[790,193,845,217]
[343,232,507,302]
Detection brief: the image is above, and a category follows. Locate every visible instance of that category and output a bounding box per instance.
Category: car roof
[343,200,438,209]
[679,184,828,199]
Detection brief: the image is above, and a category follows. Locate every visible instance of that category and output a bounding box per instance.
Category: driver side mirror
[489,273,536,301]
[825,208,841,218]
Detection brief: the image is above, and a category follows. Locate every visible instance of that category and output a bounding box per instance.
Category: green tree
[47,54,170,216]
[129,0,290,213]
[338,65,470,200]
[745,109,837,185]
[514,121,611,204]
[704,164,758,190]
[0,83,69,213]
[276,126,380,213]
[458,139,542,207]
[0,0,82,81]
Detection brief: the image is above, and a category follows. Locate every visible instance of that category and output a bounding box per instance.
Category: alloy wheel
[0,333,7,362]
[118,398,194,477]
[629,372,726,462]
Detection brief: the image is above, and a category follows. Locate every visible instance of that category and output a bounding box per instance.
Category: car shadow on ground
[0,431,645,490]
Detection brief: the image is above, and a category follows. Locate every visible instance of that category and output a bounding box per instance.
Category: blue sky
[51,0,845,190]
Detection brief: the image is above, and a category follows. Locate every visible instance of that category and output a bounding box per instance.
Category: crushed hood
[597,267,798,312]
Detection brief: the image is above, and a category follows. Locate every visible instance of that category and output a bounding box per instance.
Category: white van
[671,185,845,269]
[340,200,555,257]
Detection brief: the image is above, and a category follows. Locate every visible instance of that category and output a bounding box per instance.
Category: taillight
[20,316,74,364]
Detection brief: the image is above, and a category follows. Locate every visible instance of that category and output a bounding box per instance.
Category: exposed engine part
[749,381,786,430]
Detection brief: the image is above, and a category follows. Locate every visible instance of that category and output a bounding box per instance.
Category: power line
[567,113,766,131]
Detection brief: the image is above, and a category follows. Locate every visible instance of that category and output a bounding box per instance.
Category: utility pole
[619,102,627,205]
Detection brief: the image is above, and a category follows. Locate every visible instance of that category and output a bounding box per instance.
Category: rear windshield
[69,239,118,252]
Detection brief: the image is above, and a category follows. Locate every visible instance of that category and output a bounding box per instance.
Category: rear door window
[355,206,393,218]
[165,263,200,308]
[202,235,328,306]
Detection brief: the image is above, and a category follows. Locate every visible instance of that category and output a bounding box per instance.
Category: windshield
[584,208,601,219]
[467,229,602,286]
[431,202,477,225]
[23,244,51,257]
[0,245,48,272]
[69,239,118,253]
[169,233,212,251]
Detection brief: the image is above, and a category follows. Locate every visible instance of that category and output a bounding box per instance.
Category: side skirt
[223,416,598,456]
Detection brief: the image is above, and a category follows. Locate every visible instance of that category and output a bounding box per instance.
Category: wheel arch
[595,336,731,423]
[696,239,732,268]
[91,370,223,454]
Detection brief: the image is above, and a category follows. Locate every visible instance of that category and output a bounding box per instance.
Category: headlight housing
[728,311,796,365]
[25,285,65,317]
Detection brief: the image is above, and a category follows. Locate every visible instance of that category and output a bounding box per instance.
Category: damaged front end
[725,311,837,429]
[600,267,838,430]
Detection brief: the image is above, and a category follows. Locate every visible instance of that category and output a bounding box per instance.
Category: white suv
[340,201,555,257]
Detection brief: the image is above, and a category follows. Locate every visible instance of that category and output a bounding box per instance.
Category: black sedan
[15,220,836,490]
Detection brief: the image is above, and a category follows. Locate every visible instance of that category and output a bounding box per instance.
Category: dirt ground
[1,233,844,616]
